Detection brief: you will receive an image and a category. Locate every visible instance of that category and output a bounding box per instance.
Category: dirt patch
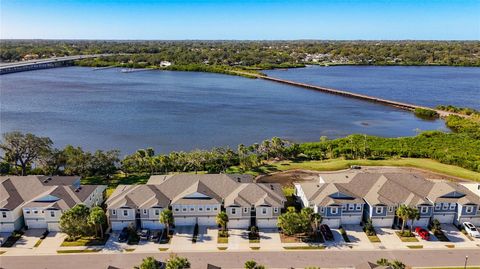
[256,169,320,187]
[256,166,469,187]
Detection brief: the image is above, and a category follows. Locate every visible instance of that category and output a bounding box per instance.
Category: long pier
[234,71,464,118]
[0,54,114,75]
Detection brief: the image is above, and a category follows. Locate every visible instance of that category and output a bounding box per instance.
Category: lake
[2,66,473,154]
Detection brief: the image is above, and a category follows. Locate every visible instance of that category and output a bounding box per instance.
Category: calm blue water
[0,66,459,154]
[265,66,480,109]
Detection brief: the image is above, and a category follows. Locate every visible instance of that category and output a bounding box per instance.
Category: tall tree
[0,132,52,175]
[216,211,229,232]
[134,257,160,269]
[159,209,174,237]
[88,206,107,238]
[396,205,409,233]
[60,204,92,240]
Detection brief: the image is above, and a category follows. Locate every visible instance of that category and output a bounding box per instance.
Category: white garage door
[47,222,60,232]
[198,217,216,226]
[460,217,480,226]
[371,217,394,228]
[111,221,133,231]
[142,220,165,230]
[228,219,250,229]
[341,215,362,225]
[433,214,455,224]
[0,223,15,233]
[26,219,47,229]
[174,217,196,226]
[257,218,278,228]
[413,218,430,228]
[321,218,341,229]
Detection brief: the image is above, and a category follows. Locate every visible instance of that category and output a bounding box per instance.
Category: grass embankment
[229,158,480,182]
[57,249,101,254]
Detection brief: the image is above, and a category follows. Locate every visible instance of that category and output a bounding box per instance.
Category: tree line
[2,40,479,68]
[1,113,479,177]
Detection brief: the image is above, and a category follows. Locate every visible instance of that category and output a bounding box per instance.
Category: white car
[463,222,480,238]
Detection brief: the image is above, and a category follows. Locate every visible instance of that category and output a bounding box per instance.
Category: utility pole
[464,255,468,269]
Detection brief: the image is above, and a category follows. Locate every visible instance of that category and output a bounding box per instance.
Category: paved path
[1,249,479,269]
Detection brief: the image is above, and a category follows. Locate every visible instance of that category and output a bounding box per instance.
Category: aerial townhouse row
[0,176,106,232]
[295,172,480,228]
[106,174,286,230]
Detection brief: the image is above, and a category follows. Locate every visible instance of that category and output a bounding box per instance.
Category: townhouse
[0,175,106,232]
[106,174,286,230]
[295,172,480,228]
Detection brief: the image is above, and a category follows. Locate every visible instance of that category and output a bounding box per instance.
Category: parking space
[442,224,478,247]
[195,226,217,250]
[170,226,194,251]
[343,225,374,249]
[323,229,347,249]
[228,229,250,250]
[374,227,403,249]
[13,229,45,249]
[34,232,66,254]
[259,228,282,250]
[102,232,128,253]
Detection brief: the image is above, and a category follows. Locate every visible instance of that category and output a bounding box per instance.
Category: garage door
[433,214,455,224]
[142,220,165,230]
[371,217,394,228]
[257,218,278,228]
[26,219,47,229]
[341,215,362,225]
[0,223,15,233]
[111,221,133,231]
[174,217,196,226]
[47,222,60,232]
[321,218,341,229]
[459,217,480,226]
[228,219,250,229]
[198,217,216,226]
[413,218,430,228]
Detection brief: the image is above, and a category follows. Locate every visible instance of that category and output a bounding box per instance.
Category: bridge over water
[0,54,114,75]
[0,57,465,118]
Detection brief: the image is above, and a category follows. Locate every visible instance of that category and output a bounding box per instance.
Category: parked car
[415,227,430,240]
[118,227,129,242]
[463,222,480,238]
[139,229,150,240]
[150,231,161,242]
[320,224,334,241]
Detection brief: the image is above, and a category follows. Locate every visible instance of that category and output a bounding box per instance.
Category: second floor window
[2,212,6,218]
[123,210,128,216]
[50,211,55,217]
[155,210,159,215]
[232,208,236,214]
[331,207,338,214]
[435,204,441,210]
[243,207,248,213]
[375,207,383,214]
[262,208,267,215]
[465,206,474,213]
[274,208,279,213]
[112,210,116,215]
[421,207,428,214]
[449,204,456,210]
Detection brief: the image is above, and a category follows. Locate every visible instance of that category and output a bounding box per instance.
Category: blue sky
[1,0,479,40]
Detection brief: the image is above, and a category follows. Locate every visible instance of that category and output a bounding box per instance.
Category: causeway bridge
[234,71,464,117]
[0,54,114,75]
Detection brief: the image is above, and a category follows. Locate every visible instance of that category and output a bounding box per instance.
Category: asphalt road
[1,249,479,269]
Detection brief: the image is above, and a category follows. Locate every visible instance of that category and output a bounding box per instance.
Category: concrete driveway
[194,226,217,250]
[343,225,374,249]
[34,232,66,254]
[170,226,194,251]
[259,228,282,250]
[442,224,478,247]
[13,229,45,249]
[323,229,347,249]
[101,232,127,253]
[228,229,250,250]
[374,227,403,249]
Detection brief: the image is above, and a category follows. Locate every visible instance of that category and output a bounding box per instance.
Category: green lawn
[366,235,381,243]
[407,245,423,249]
[57,249,101,254]
[61,235,109,247]
[231,158,480,182]
[395,231,419,242]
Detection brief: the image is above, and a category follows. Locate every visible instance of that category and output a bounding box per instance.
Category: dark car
[320,224,334,241]
[118,227,129,242]
[150,231,160,242]
[139,229,150,240]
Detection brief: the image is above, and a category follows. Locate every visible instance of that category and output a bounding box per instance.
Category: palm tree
[396,205,409,233]
[408,207,420,232]
[216,211,229,233]
[88,206,107,238]
[159,209,174,237]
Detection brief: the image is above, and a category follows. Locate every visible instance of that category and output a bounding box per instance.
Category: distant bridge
[0,54,115,75]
